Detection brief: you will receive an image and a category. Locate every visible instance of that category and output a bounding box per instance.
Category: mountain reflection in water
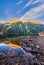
[0,36,44,65]
[0,44,33,65]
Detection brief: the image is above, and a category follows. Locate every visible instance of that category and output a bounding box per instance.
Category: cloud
[16,0,23,5]
[23,0,33,8]
[32,0,44,4]
[17,0,33,13]
[20,4,44,20]
[17,0,44,13]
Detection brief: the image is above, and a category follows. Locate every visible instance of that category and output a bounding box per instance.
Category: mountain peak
[7,18,21,24]
[7,18,42,25]
[25,20,42,24]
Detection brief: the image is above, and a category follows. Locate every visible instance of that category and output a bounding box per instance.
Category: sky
[0,0,44,23]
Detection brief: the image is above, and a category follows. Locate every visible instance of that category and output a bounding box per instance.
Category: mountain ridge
[0,19,42,25]
[0,20,44,39]
[0,18,42,24]
[5,18,42,25]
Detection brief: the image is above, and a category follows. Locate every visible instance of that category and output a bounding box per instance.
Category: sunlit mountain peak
[7,18,21,24]
[6,18,42,25]
[24,20,42,24]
